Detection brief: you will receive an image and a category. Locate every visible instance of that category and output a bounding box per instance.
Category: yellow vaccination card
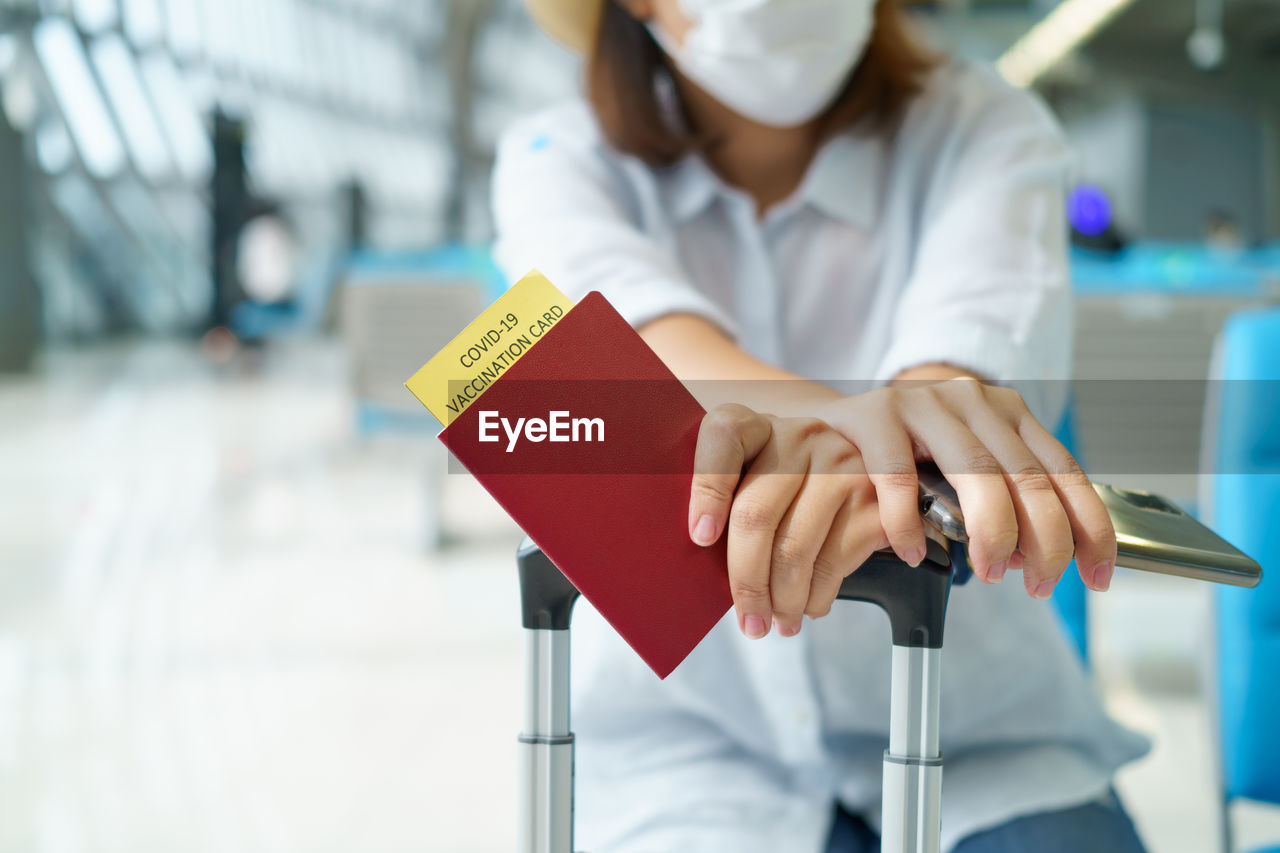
[404,269,575,425]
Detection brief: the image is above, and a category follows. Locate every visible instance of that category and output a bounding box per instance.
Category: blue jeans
[825,793,1147,853]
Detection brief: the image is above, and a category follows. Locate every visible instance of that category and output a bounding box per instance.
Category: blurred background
[1,0,1279,850]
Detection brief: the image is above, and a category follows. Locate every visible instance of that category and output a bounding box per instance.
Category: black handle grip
[518,538,580,630]
[835,538,952,649]
[517,536,954,647]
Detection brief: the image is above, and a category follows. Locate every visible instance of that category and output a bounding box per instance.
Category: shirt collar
[658,129,883,227]
[659,154,723,222]
[796,130,882,228]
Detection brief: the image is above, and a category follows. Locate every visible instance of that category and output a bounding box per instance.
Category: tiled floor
[0,338,1276,852]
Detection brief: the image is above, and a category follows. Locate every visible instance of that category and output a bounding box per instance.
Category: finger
[1016,415,1118,592]
[728,453,803,640]
[769,467,849,636]
[840,399,928,566]
[962,407,1074,599]
[899,396,1018,580]
[690,404,773,547]
[806,478,886,619]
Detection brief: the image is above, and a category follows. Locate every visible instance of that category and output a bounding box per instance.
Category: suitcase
[515,536,957,853]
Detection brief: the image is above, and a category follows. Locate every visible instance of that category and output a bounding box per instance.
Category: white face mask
[648,0,877,128]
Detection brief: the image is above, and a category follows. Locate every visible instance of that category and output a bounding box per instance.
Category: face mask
[648,0,876,128]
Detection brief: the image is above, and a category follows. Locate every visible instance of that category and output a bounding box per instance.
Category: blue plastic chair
[1208,307,1280,853]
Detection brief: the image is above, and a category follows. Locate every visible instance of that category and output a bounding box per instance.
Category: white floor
[0,338,1276,853]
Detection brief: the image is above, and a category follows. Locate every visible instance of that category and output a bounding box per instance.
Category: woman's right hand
[687,404,890,640]
[814,378,1117,599]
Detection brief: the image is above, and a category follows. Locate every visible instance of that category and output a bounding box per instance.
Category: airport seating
[339,244,499,548]
[1205,306,1280,853]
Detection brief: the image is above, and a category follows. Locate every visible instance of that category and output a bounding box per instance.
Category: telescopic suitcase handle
[516,537,951,635]
[516,538,954,853]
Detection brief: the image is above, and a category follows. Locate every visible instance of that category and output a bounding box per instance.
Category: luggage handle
[517,537,952,646]
[516,538,954,853]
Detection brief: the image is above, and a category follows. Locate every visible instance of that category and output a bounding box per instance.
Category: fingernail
[987,560,1008,584]
[1033,579,1055,600]
[744,614,767,639]
[1092,561,1114,592]
[906,547,926,567]
[778,622,799,638]
[692,514,716,546]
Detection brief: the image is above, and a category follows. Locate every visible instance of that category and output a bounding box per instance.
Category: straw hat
[523,0,606,53]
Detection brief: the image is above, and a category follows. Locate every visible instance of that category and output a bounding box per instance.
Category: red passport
[437,291,733,678]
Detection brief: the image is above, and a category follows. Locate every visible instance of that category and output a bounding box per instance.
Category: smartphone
[916,465,1262,588]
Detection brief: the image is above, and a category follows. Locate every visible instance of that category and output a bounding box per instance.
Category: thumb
[689,404,773,546]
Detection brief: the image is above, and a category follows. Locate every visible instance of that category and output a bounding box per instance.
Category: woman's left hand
[813,378,1117,599]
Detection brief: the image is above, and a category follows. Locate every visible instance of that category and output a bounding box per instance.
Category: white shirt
[491,61,1148,853]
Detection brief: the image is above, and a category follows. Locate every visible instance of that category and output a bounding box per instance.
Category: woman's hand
[815,378,1117,599]
[688,404,889,640]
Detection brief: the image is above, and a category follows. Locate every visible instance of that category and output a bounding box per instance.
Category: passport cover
[437,291,733,678]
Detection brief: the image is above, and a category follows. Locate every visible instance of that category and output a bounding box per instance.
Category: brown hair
[586,1,940,166]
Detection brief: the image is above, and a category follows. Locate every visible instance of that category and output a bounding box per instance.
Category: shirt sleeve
[490,104,739,337]
[873,74,1073,425]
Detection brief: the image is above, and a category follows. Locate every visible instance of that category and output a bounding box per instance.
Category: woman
[493,1,1150,850]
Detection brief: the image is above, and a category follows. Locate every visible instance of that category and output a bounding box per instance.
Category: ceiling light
[996,0,1136,88]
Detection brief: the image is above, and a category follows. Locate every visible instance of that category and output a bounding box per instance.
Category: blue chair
[1208,307,1280,853]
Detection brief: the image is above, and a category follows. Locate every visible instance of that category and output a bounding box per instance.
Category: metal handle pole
[518,628,574,853]
[516,537,954,853]
[837,541,953,853]
[516,540,581,853]
[881,644,943,853]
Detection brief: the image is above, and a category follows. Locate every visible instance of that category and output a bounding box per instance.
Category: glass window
[50,172,137,309]
[164,0,204,58]
[33,17,127,178]
[0,34,17,77]
[35,119,75,173]
[108,179,187,317]
[274,0,305,90]
[182,65,219,116]
[260,0,292,83]
[38,0,76,18]
[318,10,347,105]
[74,0,119,32]
[239,0,272,77]
[204,0,239,69]
[91,34,173,179]
[293,2,323,98]
[155,186,211,261]
[335,14,361,106]
[123,0,165,47]
[1,68,39,131]
[371,42,393,116]
[389,43,419,118]
[293,105,325,189]
[344,26,369,112]
[140,53,212,181]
